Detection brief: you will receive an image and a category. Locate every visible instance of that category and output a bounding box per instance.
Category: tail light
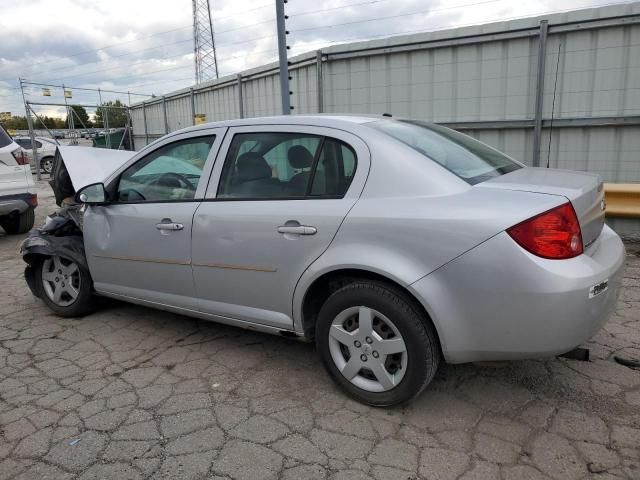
[507,202,583,259]
[11,149,29,165]
[28,194,38,207]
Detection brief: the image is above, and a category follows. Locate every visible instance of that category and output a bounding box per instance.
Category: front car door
[192,125,370,329]
[83,129,224,311]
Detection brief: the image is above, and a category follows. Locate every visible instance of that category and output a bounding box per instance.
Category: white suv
[0,125,37,234]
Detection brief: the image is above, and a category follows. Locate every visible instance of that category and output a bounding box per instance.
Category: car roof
[171,114,383,136]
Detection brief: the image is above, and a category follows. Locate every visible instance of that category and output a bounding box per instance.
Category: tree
[95,100,128,128]
[65,105,92,128]
[0,115,28,130]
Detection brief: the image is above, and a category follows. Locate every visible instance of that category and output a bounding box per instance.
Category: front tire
[34,256,94,317]
[0,207,35,234]
[316,281,440,406]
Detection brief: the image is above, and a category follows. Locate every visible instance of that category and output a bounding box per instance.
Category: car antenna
[547,41,561,169]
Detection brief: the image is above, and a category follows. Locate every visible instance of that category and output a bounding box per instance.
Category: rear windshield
[370,120,522,185]
[0,125,12,148]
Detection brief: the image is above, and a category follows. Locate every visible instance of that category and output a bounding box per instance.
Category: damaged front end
[21,148,88,298]
[21,145,134,298]
[21,206,88,298]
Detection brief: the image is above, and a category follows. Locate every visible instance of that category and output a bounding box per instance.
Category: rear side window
[217,132,357,200]
[370,120,522,185]
[0,125,12,148]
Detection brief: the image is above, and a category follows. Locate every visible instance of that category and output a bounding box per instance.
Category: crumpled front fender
[21,233,88,271]
[20,205,90,298]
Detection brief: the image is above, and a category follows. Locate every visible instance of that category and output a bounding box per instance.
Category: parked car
[0,125,37,234]
[13,136,59,174]
[21,115,624,405]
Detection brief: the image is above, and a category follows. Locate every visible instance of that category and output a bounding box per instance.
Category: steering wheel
[151,172,196,190]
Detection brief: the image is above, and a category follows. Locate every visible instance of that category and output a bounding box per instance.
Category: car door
[83,129,225,311]
[192,125,370,329]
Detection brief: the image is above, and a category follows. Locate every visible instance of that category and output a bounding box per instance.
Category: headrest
[288,145,314,169]
[236,152,272,182]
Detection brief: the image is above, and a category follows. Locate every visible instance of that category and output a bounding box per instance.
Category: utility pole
[275,0,291,114]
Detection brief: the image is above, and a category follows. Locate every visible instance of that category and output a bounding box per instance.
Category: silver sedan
[22,115,625,405]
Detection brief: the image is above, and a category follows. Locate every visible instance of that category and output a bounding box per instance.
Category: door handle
[277,225,317,235]
[156,221,184,231]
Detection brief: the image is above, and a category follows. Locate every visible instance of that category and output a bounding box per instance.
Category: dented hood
[57,146,135,190]
[50,146,135,206]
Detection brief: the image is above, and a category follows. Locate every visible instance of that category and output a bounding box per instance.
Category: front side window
[116,136,215,202]
[370,120,522,185]
[217,132,357,199]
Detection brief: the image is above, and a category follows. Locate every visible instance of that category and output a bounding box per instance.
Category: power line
[46,51,192,83]
[289,0,503,33]
[35,45,278,86]
[289,0,638,52]
[0,16,276,83]
[0,7,274,81]
[28,38,194,78]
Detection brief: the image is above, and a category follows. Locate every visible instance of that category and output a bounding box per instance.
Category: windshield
[370,120,522,185]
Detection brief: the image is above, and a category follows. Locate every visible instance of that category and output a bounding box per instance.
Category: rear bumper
[0,193,37,216]
[410,225,625,364]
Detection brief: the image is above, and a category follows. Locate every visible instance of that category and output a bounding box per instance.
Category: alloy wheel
[41,256,81,307]
[328,306,408,392]
[42,158,53,174]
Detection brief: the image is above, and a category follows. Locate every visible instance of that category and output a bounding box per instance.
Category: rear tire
[316,281,440,406]
[34,256,94,317]
[0,207,35,234]
[41,156,54,174]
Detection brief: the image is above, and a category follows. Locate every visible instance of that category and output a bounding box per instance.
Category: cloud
[0,0,626,117]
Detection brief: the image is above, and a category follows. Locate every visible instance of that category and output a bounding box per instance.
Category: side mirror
[75,183,107,204]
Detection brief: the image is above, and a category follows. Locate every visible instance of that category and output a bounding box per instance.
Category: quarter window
[310,139,356,196]
[217,132,357,199]
[116,136,215,202]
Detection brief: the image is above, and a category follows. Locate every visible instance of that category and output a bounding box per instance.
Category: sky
[0,0,633,118]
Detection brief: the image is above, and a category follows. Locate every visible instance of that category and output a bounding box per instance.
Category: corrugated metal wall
[129,2,640,237]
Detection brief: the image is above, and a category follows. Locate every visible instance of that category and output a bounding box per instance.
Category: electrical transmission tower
[192,0,219,83]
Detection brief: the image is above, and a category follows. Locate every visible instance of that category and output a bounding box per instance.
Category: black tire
[316,281,440,406]
[41,156,54,174]
[0,207,35,234]
[33,256,95,317]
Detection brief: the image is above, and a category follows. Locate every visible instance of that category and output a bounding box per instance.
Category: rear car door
[192,125,370,329]
[83,129,225,310]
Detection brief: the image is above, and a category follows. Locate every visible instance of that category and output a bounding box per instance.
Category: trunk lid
[478,167,605,247]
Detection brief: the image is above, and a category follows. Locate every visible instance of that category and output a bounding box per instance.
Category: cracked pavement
[0,182,639,480]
